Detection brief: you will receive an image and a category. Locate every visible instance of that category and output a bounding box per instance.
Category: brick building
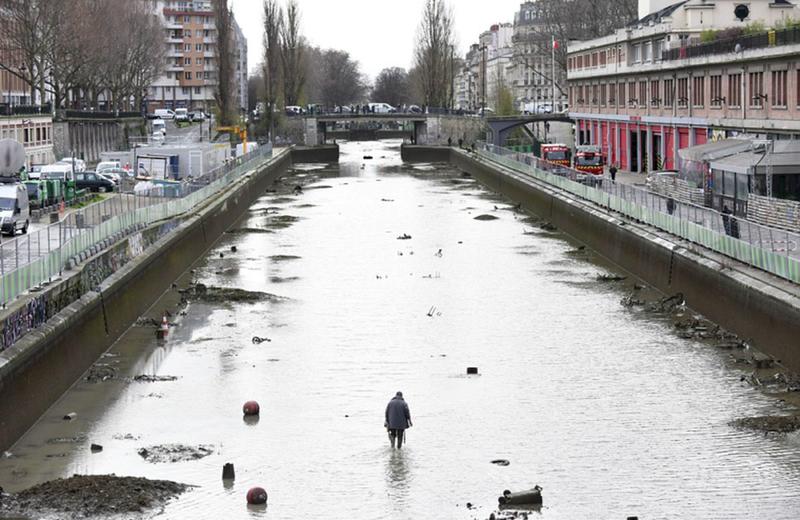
[0,115,55,169]
[567,0,800,173]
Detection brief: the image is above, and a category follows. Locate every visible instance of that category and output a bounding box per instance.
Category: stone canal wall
[404,145,800,372]
[0,149,294,451]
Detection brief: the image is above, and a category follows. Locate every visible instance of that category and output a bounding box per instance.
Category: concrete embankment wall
[405,145,800,372]
[52,118,147,164]
[0,149,295,451]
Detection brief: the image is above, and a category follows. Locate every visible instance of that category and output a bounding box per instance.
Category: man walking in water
[385,391,412,449]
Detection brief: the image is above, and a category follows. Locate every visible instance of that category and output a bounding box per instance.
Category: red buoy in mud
[243,401,260,416]
[246,487,268,505]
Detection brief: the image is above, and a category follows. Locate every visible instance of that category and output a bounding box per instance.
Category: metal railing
[0,144,275,306]
[0,104,52,117]
[63,109,143,120]
[662,26,800,62]
[476,143,800,284]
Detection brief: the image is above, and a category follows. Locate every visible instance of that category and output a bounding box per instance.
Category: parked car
[96,160,121,173]
[0,182,30,235]
[40,164,74,182]
[407,105,423,114]
[191,111,207,122]
[28,164,45,180]
[285,105,304,116]
[75,171,115,193]
[152,132,165,143]
[174,108,190,123]
[153,108,175,120]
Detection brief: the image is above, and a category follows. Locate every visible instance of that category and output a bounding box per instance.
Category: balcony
[662,26,800,62]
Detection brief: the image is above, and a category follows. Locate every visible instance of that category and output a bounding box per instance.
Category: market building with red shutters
[566,0,800,174]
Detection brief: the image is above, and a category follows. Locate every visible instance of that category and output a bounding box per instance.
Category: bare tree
[0,0,59,103]
[372,67,410,107]
[262,0,283,137]
[280,0,304,106]
[313,49,364,107]
[413,0,455,108]
[214,0,236,125]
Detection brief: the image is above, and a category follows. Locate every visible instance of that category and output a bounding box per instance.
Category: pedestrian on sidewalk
[384,391,412,449]
[609,164,618,183]
[666,197,676,216]
[722,204,733,236]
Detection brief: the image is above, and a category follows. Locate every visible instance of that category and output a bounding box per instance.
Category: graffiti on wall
[0,221,181,352]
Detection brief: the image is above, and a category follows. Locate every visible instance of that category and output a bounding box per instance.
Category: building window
[632,44,641,63]
[600,84,606,106]
[643,42,652,62]
[677,78,688,107]
[650,80,660,106]
[196,43,203,51]
[639,80,647,106]
[749,71,764,108]
[654,39,663,61]
[591,52,598,67]
[628,81,636,104]
[710,75,723,107]
[184,15,190,22]
[692,76,704,107]
[608,82,616,105]
[664,79,674,106]
[771,69,787,107]
[728,73,741,107]
[182,87,190,95]
[185,43,191,51]
[195,87,202,94]
[592,84,598,105]
[196,57,203,65]
[599,50,606,67]
[185,71,192,80]
[184,57,191,65]
[618,82,626,107]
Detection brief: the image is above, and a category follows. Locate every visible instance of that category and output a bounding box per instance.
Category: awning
[678,138,755,163]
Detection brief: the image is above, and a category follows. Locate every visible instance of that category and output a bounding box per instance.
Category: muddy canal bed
[2,140,800,519]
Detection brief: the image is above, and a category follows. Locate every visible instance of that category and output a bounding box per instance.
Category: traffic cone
[160,315,169,336]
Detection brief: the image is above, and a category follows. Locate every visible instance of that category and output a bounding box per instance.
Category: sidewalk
[602,167,648,187]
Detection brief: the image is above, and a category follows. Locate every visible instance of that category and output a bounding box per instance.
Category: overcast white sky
[231,0,525,80]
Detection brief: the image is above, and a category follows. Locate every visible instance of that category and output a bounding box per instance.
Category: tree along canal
[1,140,799,519]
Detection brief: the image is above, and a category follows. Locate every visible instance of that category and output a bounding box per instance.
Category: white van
[151,119,166,136]
[96,160,121,173]
[174,108,189,122]
[368,102,396,114]
[0,182,31,235]
[40,163,75,182]
[154,109,175,120]
[56,157,86,172]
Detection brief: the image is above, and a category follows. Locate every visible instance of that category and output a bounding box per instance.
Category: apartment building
[567,0,800,173]
[455,24,514,111]
[148,0,247,115]
[233,18,248,114]
[512,2,567,112]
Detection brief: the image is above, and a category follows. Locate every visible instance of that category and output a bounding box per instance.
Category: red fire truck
[574,145,604,175]
[539,143,571,167]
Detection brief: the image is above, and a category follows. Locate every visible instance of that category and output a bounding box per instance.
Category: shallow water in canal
[3,140,800,519]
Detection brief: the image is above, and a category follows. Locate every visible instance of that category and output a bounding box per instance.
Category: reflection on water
[1,140,800,520]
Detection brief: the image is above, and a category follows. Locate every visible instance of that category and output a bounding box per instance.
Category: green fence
[478,143,800,285]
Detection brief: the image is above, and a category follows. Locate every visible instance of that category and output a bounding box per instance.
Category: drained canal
[2,140,800,519]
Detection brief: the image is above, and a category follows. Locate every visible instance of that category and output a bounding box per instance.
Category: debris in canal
[596,274,627,282]
[498,486,543,505]
[397,233,412,240]
[222,463,236,481]
[269,255,301,262]
[62,412,76,421]
[137,444,214,463]
[730,415,800,433]
[47,435,87,445]
[180,283,287,304]
[133,375,179,383]
[264,214,301,229]
[0,475,190,518]
[467,367,479,375]
[90,444,103,453]
[252,336,271,344]
[85,364,116,383]
[491,459,510,466]
[135,316,160,327]
[540,222,557,231]
[475,214,500,221]
[225,227,274,234]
